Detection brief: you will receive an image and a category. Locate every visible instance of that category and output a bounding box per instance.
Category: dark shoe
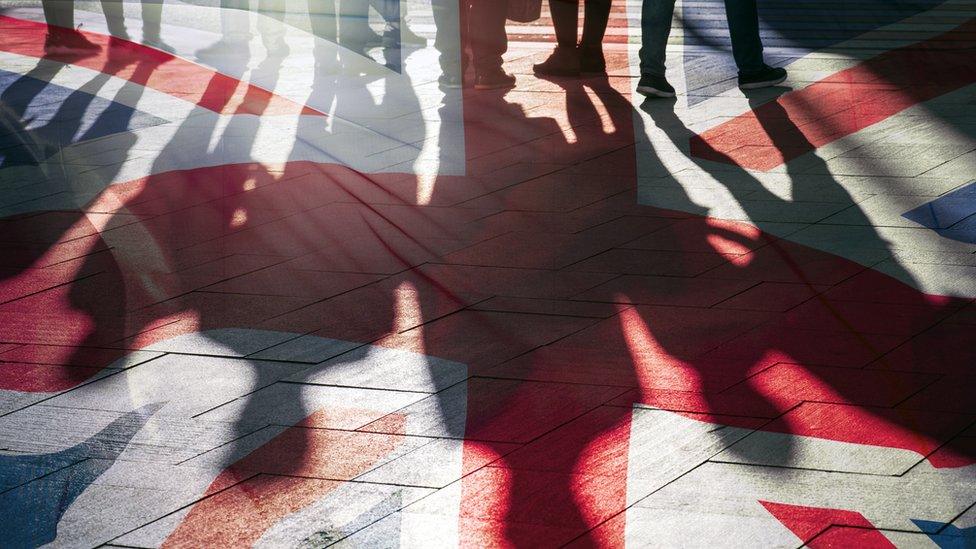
[474,69,516,90]
[636,74,675,98]
[738,66,787,89]
[44,30,100,57]
[533,46,580,77]
[579,45,606,75]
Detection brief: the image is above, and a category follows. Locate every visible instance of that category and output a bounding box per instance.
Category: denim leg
[432,0,467,76]
[469,0,508,74]
[638,0,676,77]
[723,0,765,74]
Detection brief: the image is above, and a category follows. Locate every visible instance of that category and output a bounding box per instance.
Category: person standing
[637,0,786,97]
[533,0,612,77]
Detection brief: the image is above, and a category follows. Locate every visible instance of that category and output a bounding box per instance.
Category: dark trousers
[549,0,611,49]
[639,0,765,76]
[469,0,508,74]
[432,0,469,76]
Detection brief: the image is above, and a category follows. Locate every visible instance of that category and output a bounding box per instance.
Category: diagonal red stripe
[0,15,324,117]
[691,18,976,171]
[760,501,896,548]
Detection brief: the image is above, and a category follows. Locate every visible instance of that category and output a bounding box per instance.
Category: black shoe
[533,46,580,77]
[579,45,606,75]
[738,66,787,89]
[474,69,516,90]
[636,74,675,98]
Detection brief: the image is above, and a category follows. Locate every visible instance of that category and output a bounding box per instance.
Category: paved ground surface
[1,1,975,547]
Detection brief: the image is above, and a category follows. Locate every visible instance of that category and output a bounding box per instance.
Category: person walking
[533,0,612,77]
[636,0,786,97]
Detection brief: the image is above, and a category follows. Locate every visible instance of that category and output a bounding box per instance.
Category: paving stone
[360,377,625,442]
[291,344,469,393]
[197,382,427,431]
[142,328,301,357]
[40,352,311,417]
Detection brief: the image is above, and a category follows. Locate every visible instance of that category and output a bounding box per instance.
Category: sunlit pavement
[0,1,975,547]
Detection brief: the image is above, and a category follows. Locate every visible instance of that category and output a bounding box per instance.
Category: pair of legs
[102,0,167,45]
[637,0,785,96]
[535,0,612,76]
[639,0,764,77]
[41,0,166,52]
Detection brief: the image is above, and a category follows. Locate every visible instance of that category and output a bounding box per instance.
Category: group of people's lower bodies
[36,0,787,96]
[443,0,787,94]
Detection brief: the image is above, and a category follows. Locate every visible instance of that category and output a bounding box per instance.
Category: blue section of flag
[0,405,158,548]
[913,520,976,549]
[0,68,167,168]
[902,181,976,243]
[681,0,948,103]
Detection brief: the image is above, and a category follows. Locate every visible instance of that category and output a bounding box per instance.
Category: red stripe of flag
[691,18,976,171]
[0,15,324,117]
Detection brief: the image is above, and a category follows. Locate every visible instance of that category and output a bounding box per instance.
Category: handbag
[507,0,543,23]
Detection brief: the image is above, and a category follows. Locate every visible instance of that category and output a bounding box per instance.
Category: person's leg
[338,0,372,54]
[533,0,580,76]
[470,0,513,88]
[101,0,129,38]
[580,0,610,47]
[141,0,163,42]
[550,0,579,48]
[42,0,100,53]
[309,0,338,43]
[432,0,467,84]
[722,0,764,74]
[42,0,71,28]
[470,0,507,73]
[638,0,676,78]
[258,0,288,54]
[579,0,610,73]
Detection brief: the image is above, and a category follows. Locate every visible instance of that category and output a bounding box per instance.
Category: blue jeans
[639,0,766,77]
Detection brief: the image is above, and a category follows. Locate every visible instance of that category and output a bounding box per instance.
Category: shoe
[438,73,463,89]
[533,46,580,77]
[636,74,675,98]
[579,45,606,75]
[738,66,787,89]
[44,30,101,57]
[143,36,176,54]
[474,69,516,90]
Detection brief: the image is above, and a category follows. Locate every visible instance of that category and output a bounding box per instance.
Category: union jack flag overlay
[0,1,974,547]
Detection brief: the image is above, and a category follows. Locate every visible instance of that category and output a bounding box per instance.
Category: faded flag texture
[0,0,974,547]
